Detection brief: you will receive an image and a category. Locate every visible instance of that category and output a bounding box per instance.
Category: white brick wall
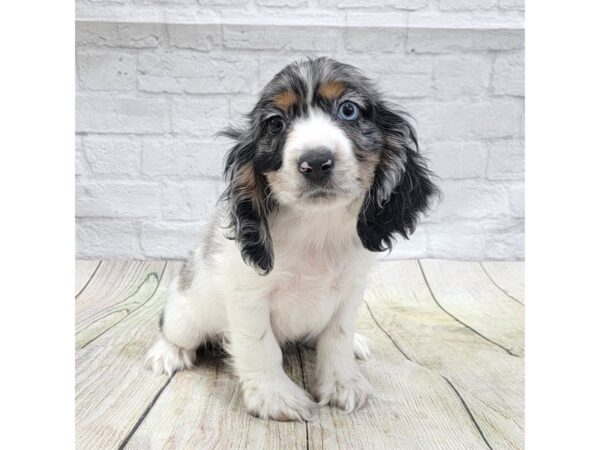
[75,0,524,261]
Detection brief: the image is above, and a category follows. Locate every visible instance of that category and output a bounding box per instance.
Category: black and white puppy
[147,57,438,421]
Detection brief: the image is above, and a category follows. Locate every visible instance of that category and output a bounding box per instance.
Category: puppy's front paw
[243,377,317,422]
[146,337,196,376]
[314,370,371,413]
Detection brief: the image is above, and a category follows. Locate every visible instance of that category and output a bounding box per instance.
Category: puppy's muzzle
[298,148,334,183]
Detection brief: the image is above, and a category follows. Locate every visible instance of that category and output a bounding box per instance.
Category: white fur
[146,336,196,377]
[148,203,374,421]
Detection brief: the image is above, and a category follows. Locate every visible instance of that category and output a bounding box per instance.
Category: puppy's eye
[338,101,359,121]
[268,117,286,134]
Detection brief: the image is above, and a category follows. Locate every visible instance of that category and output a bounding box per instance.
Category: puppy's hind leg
[146,289,202,376]
[147,261,222,376]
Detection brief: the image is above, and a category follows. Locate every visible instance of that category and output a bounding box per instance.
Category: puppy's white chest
[267,268,347,343]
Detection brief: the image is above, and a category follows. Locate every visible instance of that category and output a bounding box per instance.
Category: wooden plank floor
[75,259,524,450]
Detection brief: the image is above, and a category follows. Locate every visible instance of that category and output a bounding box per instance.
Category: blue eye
[338,101,359,121]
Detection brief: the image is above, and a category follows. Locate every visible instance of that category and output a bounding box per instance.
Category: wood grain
[75,260,101,297]
[364,260,524,450]
[480,261,525,305]
[75,260,525,450]
[75,262,178,450]
[123,346,308,449]
[419,259,524,357]
[303,302,495,450]
[75,261,166,349]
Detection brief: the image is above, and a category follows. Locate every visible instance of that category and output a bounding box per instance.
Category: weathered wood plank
[364,260,524,450]
[303,301,496,450]
[419,259,524,357]
[75,260,166,349]
[480,261,525,305]
[75,259,524,449]
[75,260,101,298]
[75,262,179,450]
[124,346,308,449]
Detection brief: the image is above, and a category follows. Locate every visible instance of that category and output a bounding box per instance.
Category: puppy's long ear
[358,104,439,252]
[221,129,274,274]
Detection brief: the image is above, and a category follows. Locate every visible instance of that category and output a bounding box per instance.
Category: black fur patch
[220,129,275,274]
[358,104,439,251]
[358,150,439,251]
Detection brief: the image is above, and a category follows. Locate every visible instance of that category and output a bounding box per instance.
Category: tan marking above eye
[318,80,345,100]
[272,91,297,110]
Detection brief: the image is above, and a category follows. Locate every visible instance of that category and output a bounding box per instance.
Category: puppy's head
[222,57,439,274]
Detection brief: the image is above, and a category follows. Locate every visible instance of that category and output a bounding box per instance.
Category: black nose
[298,149,335,183]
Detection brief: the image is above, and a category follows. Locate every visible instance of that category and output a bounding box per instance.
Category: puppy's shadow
[192,340,317,387]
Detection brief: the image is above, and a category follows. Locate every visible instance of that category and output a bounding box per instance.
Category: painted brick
[257,0,308,6]
[433,54,492,97]
[408,99,524,140]
[507,182,525,218]
[427,141,487,179]
[223,25,340,51]
[171,97,230,137]
[384,227,429,260]
[438,0,495,11]
[430,179,510,221]
[484,222,524,259]
[344,27,405,53]
[76,220,142,259]
[76,94,170,134]
[76,22,119,47]
[229,95,259,119]
[118,23,166,48]
[196,0,250,5]
[77,50,136,91]
[83,135,142,176]
[332,0,428,9]
[498,0,525,10]
[142,138,226,178]
[343,54,433,97]
[492,52,525,96]
[167,24,222,51]
[75,136,88,177]
[426,220,486,259]
[76,181,161,218]
[160,181,222,220]
[487,141,524,180]
[138,51,258,94]
[140,222,205,258]
[407,28,524,54]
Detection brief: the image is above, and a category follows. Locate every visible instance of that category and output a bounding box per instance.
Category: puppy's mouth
[303,188,338,199]
[301,184,357,201]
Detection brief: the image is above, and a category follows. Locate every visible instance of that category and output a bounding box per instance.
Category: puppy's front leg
[227,297,317,421]
[313,292,372,413]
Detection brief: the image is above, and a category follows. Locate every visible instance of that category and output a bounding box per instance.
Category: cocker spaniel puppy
[147,57,438,421]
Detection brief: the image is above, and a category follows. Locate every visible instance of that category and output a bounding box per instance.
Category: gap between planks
[417,260,519,357]
[75,260,102,298]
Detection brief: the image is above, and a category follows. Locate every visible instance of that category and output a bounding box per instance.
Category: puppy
[147,57,438,421]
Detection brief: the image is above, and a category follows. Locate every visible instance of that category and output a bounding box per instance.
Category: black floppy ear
[221,129,274,274]
[358,105,439,252]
